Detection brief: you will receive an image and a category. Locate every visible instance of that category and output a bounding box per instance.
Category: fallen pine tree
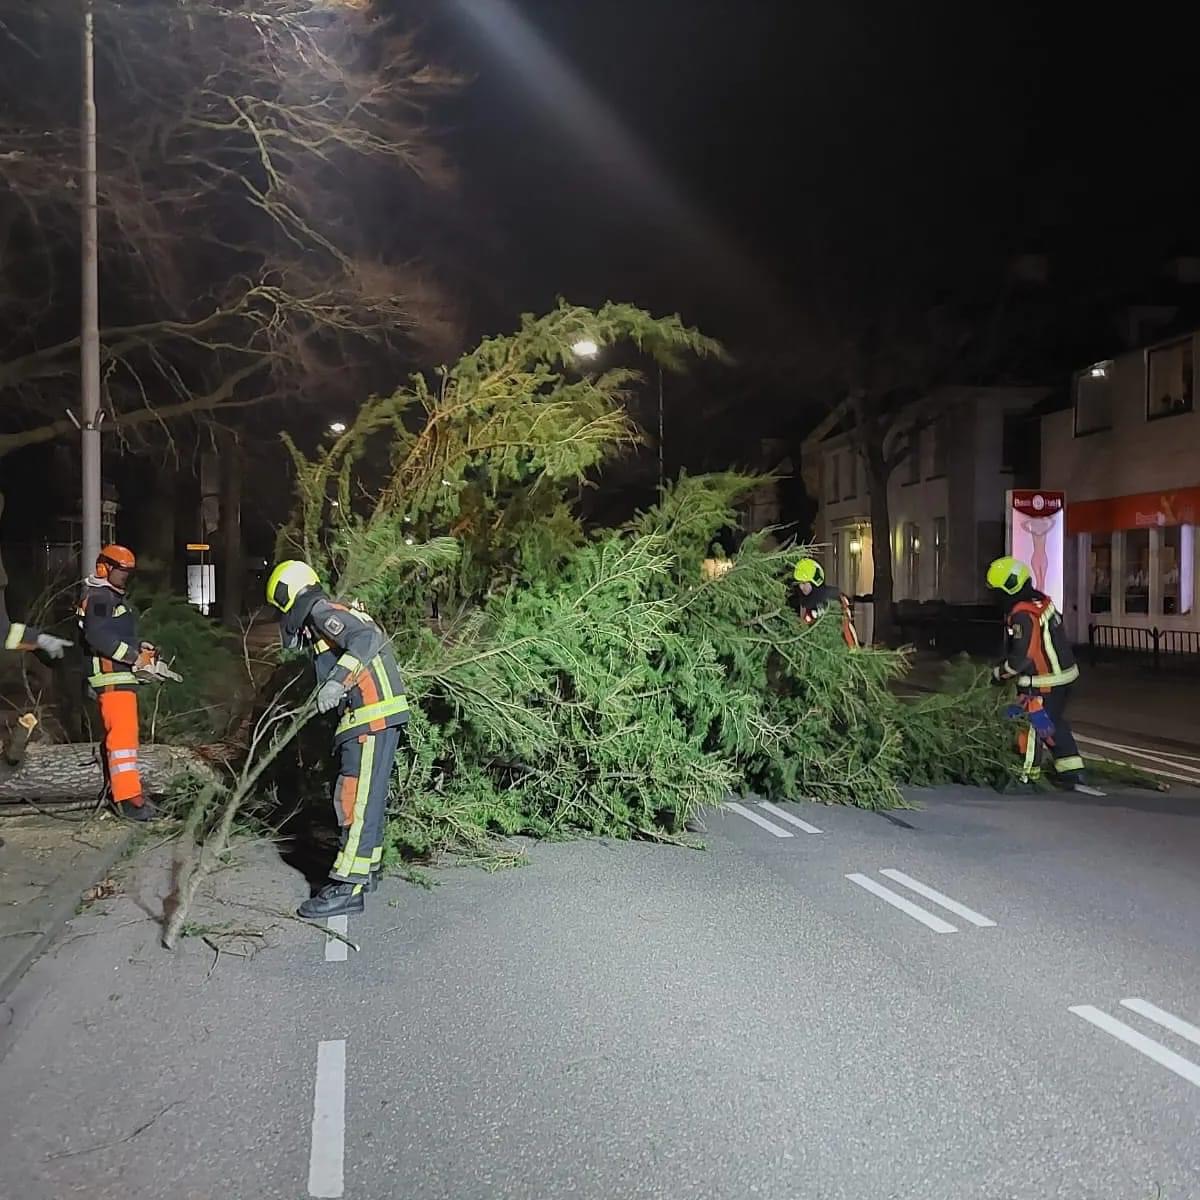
[262,302,1019,869]
[0,304,1085,942]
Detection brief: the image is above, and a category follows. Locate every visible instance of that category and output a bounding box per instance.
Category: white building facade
[806,388,1046,604]
[1042,331,1200,644]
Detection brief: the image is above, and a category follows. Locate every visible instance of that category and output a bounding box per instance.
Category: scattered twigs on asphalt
[45,1101,184,1161]
[160,684,317,950]
[209,894,361,953]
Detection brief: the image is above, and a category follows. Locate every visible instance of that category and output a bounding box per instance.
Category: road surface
[1,780,1198,1199]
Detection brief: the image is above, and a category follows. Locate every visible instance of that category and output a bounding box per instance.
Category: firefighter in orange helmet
[77,545,166,821]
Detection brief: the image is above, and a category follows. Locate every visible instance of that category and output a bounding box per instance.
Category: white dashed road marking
[757,801,822,834]
[845,873,958,934]
[878,869,997,927]
[308,1040,346,1198]
[1120,998,1200,1051]
[1075,735,1200,785]
[723,801,793,838]
[324,916,349,963]
[1070,1004,1200,1091]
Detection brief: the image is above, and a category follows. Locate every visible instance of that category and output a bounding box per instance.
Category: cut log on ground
[0,743,216,803]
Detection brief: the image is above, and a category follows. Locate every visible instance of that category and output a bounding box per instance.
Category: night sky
[437,2,1200,346]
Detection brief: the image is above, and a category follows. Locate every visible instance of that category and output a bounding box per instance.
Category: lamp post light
[570,338,599,359]
[328,421,347,434]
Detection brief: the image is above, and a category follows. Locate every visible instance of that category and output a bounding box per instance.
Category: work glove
[316,678,347,714]
[134,641,158,671]
[990,665,1006,686]
[35,633,71,660]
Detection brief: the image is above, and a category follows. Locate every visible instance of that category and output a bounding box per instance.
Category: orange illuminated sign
[1066,486,1200,535]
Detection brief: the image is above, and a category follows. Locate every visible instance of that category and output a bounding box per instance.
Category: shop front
[1065,485,1199,643]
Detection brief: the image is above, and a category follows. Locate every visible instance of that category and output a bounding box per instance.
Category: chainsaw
[133,641,183,684]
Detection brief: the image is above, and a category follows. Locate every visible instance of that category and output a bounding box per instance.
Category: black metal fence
[1088,623,1200,671]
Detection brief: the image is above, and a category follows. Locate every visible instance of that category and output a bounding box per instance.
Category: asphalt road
[1,777,1198,1200]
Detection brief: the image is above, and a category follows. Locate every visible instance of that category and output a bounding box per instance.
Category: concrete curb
[0,828,135,1009]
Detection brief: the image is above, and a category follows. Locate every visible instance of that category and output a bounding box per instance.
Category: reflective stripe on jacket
[2,617,40,652]
[308,597,409,742]
[78,580,140,693]
[1002,594,1079,692]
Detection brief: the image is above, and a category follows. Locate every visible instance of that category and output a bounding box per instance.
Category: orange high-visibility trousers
[97,690,144,805]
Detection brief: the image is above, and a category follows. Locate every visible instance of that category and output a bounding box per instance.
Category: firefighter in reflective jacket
[793,557,859,647]
[78,545,164,821]
[266,560,410,920]
[986,555,1086,788]
[2,615,70,659]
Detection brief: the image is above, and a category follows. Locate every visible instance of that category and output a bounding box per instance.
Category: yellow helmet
[793,557,825,587]
[266,560,320,612]
[986,556,1031,596]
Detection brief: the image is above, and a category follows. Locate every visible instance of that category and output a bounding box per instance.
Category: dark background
[6,1,1200,573]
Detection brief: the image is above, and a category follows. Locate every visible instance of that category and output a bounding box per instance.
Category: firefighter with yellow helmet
[266,560,409,919]
[793,557,859,647]
[986,555,1085,788]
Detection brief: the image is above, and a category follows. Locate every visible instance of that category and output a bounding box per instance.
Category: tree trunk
[867,462,897,645]
[0,742,214,802]
[219,430,243,629]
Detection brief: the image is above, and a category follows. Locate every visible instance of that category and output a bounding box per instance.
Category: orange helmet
[96,544,136,579]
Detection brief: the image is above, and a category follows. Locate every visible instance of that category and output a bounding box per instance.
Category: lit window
[1124,529,1150,615]
[1074,363,1113,435]
[928,418,949,478]
[1089,533,1112,615]
[1146,339,1194,419]
[1160,525,1195,616]
[904,522,921,597]
[827,453,840,503]
[933,517,948,592]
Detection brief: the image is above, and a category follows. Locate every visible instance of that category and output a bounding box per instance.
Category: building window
[1124,529,1150,614]
[1089,533,1112,614]
[1146,338,1194,420]
[842,450,857,499]
[902,431,920,485]
[933,517,948,593]
[1160,525,1194,616]
[845,528,864,596]
[1074,362,1113,435]
[927,417,948,478]
[827,453,840,503]
[904,522,921,597]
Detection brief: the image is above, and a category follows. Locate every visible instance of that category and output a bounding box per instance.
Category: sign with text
[1007,490,1065,611]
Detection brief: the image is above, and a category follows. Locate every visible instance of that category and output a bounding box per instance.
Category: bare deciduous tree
[0,0,462,462]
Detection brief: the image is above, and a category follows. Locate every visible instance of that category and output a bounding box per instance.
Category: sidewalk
[0,808,132,1006]
[902,653,1200,749]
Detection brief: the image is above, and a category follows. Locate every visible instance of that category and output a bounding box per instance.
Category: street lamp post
[80,0,103,575]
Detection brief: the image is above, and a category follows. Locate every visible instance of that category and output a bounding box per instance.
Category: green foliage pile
[273,302,1017,866]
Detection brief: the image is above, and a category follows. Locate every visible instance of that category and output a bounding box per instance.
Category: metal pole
[657,366,665,492]
[80,0,103,574]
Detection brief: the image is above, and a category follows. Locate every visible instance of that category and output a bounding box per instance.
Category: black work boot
[112,797,162,823]
[366,868,382,894]
[298,881,365,920]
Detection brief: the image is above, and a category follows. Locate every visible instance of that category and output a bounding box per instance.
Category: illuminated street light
[571,338,599,358]
[329,421,347,434]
